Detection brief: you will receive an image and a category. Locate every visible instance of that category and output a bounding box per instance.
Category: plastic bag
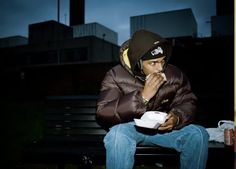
[206,120,234,143]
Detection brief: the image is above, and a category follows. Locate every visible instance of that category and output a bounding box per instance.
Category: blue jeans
[104,122,209,169]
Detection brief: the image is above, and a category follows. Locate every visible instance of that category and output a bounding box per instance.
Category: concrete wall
[73,22,118,45]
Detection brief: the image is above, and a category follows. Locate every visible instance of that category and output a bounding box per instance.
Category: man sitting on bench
[96,29,209,169]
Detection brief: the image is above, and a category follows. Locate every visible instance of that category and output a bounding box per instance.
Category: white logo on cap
[151,46,163,56]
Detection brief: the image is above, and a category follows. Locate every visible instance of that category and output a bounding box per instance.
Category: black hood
[120,29,172,81]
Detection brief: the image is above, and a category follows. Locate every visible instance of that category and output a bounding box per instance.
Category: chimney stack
[70,0,85,26]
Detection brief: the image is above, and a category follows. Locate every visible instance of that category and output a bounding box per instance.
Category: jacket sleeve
[96,68,146,129]
[169,71,197,129]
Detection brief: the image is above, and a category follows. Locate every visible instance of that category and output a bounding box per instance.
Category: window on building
[60,47,88,63]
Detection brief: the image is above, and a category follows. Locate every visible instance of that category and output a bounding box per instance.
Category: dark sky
[0,0,216,45]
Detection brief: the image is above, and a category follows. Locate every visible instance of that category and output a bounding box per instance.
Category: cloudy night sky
[0,0,216,45]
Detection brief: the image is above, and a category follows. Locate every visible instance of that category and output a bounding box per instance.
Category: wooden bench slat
[46,107,96,114]
[45,114,96,121]
[45,128,107,136]
[45,121,101,128]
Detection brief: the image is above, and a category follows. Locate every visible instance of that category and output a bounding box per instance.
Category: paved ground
[16,164,179,169]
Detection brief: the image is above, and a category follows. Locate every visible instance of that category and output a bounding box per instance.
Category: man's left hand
[158,112,178,131]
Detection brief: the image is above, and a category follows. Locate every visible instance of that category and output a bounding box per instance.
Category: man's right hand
[141,72,166,101]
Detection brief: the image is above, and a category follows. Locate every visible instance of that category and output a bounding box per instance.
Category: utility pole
[57,0,60,23]
[57,0,60,64]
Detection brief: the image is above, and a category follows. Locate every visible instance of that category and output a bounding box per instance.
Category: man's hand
[158,112,179,131]
[142,72,166,101]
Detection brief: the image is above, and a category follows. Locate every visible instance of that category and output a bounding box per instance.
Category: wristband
[142,96,149,105]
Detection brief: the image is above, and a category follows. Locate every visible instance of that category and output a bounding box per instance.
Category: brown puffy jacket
[96,39,197,130]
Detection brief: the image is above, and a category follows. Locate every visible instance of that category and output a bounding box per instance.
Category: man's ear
[137,60,143,70]
[136,60,146,75]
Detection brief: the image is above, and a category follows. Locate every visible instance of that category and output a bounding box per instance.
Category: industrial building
[0,20,119,98]
[130,8,197,38]
[130,7,233,38]
[0,20,119,68]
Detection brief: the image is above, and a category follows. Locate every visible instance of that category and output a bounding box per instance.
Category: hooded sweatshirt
[96,30,197,130]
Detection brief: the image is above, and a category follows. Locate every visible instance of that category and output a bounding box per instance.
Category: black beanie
[142,43,168,60]
[128,30,172,70]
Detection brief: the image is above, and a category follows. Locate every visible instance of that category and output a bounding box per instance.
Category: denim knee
[187,124,209,143]
[104,123,137,152]
[104,123,137,169]
[178,125,209,169]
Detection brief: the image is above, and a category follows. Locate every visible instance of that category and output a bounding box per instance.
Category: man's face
[142,56,165,76]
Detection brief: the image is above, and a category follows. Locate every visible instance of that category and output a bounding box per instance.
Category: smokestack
[70,0,85,26]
